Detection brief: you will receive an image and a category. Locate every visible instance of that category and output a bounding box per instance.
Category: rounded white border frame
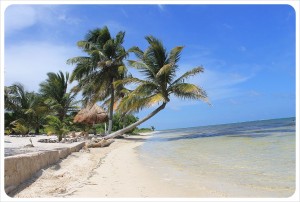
[0,1,299,202]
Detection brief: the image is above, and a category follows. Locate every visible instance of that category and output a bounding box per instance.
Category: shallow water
[138,118,296,197]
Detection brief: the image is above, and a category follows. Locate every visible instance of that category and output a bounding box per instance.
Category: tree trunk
[104,102,166,140]
[107,78,114,134]
[58,134,63,142]
[35,127,39,135]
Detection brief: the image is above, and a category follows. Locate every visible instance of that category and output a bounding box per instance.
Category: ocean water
[138,117,296,197]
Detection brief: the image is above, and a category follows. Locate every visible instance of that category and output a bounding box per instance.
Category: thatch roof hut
[73,104,108,125]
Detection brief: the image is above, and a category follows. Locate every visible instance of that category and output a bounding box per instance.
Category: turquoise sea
[138,117,296,197]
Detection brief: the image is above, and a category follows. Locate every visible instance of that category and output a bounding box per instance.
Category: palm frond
[128,46,144,60]
[77,41,98,51]
[131,82,158,97]
[127,60,148,69]
[113,76,143,87]
[115,31,125,45]
[170,83,209,103]
[156,63,173,77]
[171,66,204,86]
[117,94,148,113]
[168,46,184,64]
[145,93,165,106]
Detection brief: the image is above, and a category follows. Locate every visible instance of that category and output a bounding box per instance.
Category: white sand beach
[5,133,222,198]
[4,135,83,157]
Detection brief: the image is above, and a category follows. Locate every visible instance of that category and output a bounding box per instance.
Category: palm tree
[44,115,69,141]
[5,84,30,134]
[67,26,128,134]
[39,71,78,122]
[4,83,29,116]
[24,92,49,134]
[104,36,209,139]
[4,83,48,134]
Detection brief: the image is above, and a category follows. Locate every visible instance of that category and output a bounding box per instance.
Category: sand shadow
[7,158,65,197]
[8,169,43,197]
[50,161,62,171]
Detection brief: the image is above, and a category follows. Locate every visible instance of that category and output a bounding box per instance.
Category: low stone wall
[4,142,85,194]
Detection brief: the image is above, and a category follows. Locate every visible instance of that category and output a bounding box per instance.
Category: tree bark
[58,134,63,142]
[107,77,115,134]
[104,102,166,139]
[35,127,39,135]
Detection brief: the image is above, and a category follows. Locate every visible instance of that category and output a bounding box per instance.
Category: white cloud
[120,8,129,18]
[229,99,239,105]
[57,14,81,25]
[5,5,37,33]
[157,5,165,11]
[238,46,247,52]
[223,23,233,29]
[4,42,82,92]
[193,69,252,100]
[166,69,253,110]
[5,5,81,35]
[249,90,261,97]
[156,43,260,110]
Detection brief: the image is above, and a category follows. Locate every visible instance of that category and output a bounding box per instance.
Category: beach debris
[24,144,34,147]
[63,131,89,143]
[80,144,91,153]
[38,138,59,143]
[86,138,114,148]
[9,134,36,137]
[24,138,34,147]
[36,132,98,144]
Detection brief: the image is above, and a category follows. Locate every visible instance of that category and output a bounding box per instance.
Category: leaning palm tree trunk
[104,102,166,139]
[107,78,115,134]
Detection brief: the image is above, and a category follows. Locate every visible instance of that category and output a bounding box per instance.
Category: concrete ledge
[58,148,71,159]
[4,142,86,194]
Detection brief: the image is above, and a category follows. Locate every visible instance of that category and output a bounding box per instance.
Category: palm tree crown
[67,26,128,134]
[5,83,49,134]
[117,36,209,113]
[67,26,127,104]
[104,36,209,139]
[39,71,78,121]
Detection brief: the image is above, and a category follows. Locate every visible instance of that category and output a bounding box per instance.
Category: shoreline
[4,126,295,199]
[68,134,219,198]
[7,132,222,198]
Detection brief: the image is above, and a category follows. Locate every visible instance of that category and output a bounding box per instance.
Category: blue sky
[4,4,296,130]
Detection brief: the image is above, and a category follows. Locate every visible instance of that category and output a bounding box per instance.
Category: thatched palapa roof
[73,104,108,125]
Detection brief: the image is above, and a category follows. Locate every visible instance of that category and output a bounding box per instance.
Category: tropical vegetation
[67,26,128,134]
[4,83,49,135]
[104,35,209,139]
[40,71,78,122]
[4,26,208,140]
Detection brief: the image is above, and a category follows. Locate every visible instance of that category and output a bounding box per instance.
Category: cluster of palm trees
[5,26,209,140]
[4,72,78,140]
